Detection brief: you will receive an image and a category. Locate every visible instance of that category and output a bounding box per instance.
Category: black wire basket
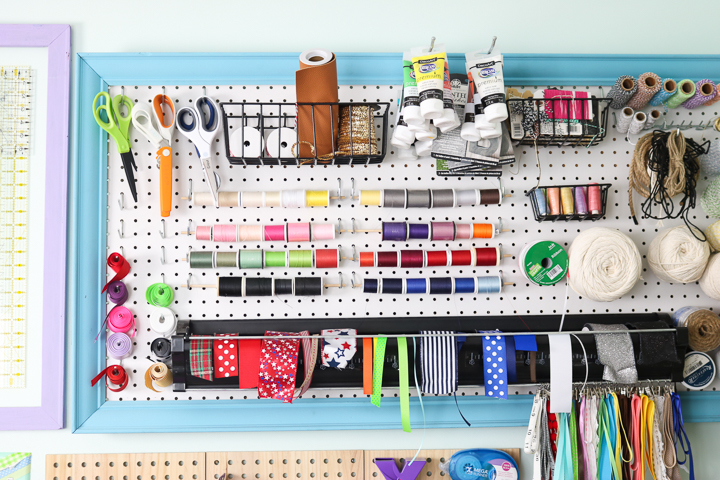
[507,96,611,147]
[527,183,611,222]
[220,102,390,166]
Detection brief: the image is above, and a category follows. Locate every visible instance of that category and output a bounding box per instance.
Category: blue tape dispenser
[439,449,518,480]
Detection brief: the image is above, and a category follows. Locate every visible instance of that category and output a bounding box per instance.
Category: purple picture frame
[0,24,70,430]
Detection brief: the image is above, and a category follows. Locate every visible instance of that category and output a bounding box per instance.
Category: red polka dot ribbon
[214,334,239,378]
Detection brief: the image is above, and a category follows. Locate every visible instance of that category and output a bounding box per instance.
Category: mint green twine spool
[264,250,287,268]
[146,283,174,307]
[701,176,720,218]
[188,251,214,269]
[666,79,696,108]
[288,250,313,268]
[239,249,263,269]
[700,141,720,177]
[215,252,238,268]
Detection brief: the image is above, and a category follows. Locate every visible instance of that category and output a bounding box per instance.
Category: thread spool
[428,277,452,295]
[574,187,588,215]
[475,247,501,267]
[648,78,677,107]
[647,226,710,283]
[107,332,133,360]
[519,241,568,286]
[192,191,239,207]
[381,222,408,241]
[672,307,720,352]
[363,276,503,295]
[384,189,408,208]
[287,222,311,242]
[214,224,238,242]
[189,251,214,269]
[282,190,307,208]
[643,109,661,130]
[211,277,326,297]
[196,225,214,241]
[456,189,480,207]
[628,111,647,135]
[400,250,425,268]
[616,107,634,134]
[363,278,380,294]
[287,250,314,268]
[382,278,404,294]
[472,223,495,239]
[265,191,282,207]
[239,250,264,269]
[450,249,472,266]
[666,79,696,109]
[306,190,330,207]
[588,184,601,214]
[263,224,286,242]
[149,307,177,336]
[265,127,296,158]
[151,337,172,360]
[360,190,383,206]
[568,227,642,302]
[608,75,637,109]
[560,187,574,215]
[626,72,661,110]
[431,189,456,208]
[311,223,336,241]
[108,306,136,337]
[431,222,455,241]
[238,225,263,242]
[242,191,265,208]
[359,251,376,267]
[229,126,263,158]
[705,221,720,251]
[682,351,716,390]
[706,84,720,107]
[533,189,547,216]
[294,277,324,296]
[546,188,560,215]
[408,223,430,240]
[145,362,173,392]
[264,250,287,268]
[407,189,432,208]
[314,249,340,269]
[274,279,294,295]
[426,250,449,267]
[700,253,720,300]
[455,223,473,239]
[479,188,502,205]
[214,252,237,268]
[699,141,720,177]
[683,79,717,109]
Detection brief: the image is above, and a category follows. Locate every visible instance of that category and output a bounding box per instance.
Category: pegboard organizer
[46,453,205,480]
[103,81,720,405]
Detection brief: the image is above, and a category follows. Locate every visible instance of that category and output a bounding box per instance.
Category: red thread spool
[359,251,376,267]
[377,252,399,267]
[426,250,449,267]
[315,249,339,269]
[475,247,500,266]
[400,250,424,268]
[450,249,473,266]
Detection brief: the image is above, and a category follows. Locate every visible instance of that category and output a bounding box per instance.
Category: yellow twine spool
[360,190,382,206]
[705,221,720,252]
[145,362,173,392]
[306,190,330,207]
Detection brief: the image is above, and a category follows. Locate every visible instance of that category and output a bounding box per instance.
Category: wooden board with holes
[206,451,363,480]
[364,449,520,480]
[46,453,205,480]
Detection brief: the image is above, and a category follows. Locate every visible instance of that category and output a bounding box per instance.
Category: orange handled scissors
[131,94,176,217]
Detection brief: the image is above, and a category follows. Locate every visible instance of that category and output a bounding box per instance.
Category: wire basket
[527,183,611,222]
[220,102,390,166]
[507,96,611,147]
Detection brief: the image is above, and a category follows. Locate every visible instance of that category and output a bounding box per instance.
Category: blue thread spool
[381,222,407,241]
[533,188,547,216]
[429,277,453,295]
[381,278,404,294]
[408,223,430,240]
[363,278,380,294]
[476,275,502,294]
[406,278,427,294]
[454,277,476,294]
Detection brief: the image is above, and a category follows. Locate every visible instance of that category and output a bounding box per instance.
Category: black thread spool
[151,337,172,361]
[274,278,294,296]
[381,278,404,294]
[294,277,323,296]
[244,277,274,297]
[363,278,380,294]
[429,277,454,295]
[218,277,244,297]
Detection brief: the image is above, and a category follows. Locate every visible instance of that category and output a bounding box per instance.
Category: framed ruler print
[0,24,71,430]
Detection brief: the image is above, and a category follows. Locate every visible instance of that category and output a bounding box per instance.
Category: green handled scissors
[93,91,138,202]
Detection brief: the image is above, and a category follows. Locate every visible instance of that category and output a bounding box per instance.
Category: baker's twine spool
[701,176,720,218]
[699,140,720,177]
[700,253,720,300]
[675,308,720,352]
[647,226,710,283]
[705,221,720,252]
[568,227,642,302]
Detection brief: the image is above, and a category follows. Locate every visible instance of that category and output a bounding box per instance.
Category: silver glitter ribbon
[583,323,638,383]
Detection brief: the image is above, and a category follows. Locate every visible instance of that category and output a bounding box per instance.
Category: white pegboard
[104,84,720,401]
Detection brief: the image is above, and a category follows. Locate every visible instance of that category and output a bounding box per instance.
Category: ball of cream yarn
[700,253,720,300]
[647,226,710,283]
[568,227,642,302]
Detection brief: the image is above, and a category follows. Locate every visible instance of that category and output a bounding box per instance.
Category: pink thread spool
[546,188,561,215]
[196,225,213,241]
[287,222,311,242]
[108,306,136,337]
[213,224,238,242]
[238,225,263,242]
[455,223,473,239]
[263,224,286,241]
[311,223,336,241]
[588,183,602,214]
[431,222,455,241]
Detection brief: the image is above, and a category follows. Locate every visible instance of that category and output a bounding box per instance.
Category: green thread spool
[188,251,214,269]
[666,79,696,108]
[239,249,264,269]
[146,283,174,307]
[288,250,313,268]
[264,251,287,267]
[215,252,238,268]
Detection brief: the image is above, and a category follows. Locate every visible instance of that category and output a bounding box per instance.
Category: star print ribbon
[320,328,357,369]
[214,334,239,379]
[259,331,301,403]
[101,252,131,293]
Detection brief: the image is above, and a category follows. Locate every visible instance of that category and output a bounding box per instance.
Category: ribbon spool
[151,337,172,360]
[91,365,129,392]
[107,306,136,337]
[229,126,264,158]
[106,281,128,305]
[102,252,130,293]
[672,307,720,352]
[682,351,716,390]
[519,241,569,286]
[145,362,173,392]
[149,307,177,336]
[146,283,174,307]
[107,332,133,360]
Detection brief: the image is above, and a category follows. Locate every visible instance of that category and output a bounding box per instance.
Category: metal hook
[338,272,344,289]
[428,37,436,53]
[487,36,497,55]
[695,120,707,131]
[337,218,342,236]
[611,112,617,126]
[680,120,694,130]
[351,244,358,262]
[159,219,165,238]
[162,85,165,96]
[350,271,359,288]
[161,246,165,265]
[350,177,356,200]
[337,177,342,199]
[161,272,165,284]
[118,219,124,238]
[119,245,124,257]
[187,273,193,290]
[187,179,193,202]
[497,216,503,236]
[187,219,192,236]
[203,86,206,96]
[598,86,605,98]
[121,85,124,97]
[351,218,356,235]
[118,192,124,210]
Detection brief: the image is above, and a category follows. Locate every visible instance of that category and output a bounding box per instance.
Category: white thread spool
[242,191,265,208]
[229,127,263,158]
[628,111,647,135]
[616,107,634,134]
[643,109,661,130]
[282,189,307,208]
[647,226,710,283]
[568,227,642,302]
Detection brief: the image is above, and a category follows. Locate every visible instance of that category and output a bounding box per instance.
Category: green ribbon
[569,402,578,480]
[146,283,174,307]
[398,337,411,432]
[371,337,387,407]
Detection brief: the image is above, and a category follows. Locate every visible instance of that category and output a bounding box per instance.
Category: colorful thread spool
[546,188,561,215]
[560,187,574,215]
[666,80,696,109]
[287,222,311,242]
[588,184,601,214]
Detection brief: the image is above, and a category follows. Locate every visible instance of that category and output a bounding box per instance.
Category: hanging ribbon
[371,337,387,407]
[189,339,214,381]
[320,328,357,369]
[258,331,300,403]
[146,282,174,307]
[672,392,694,480]
[481,332,508,400]
[397,336,411,433]
[363,337,373,395]
[214,334,239,379]
[237,339,262,389]
[101,252,130,293]
[91,365,128,392]
[295,331,318,399]
[145,362,173,392]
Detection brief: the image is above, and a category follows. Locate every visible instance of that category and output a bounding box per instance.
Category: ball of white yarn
[568,227,642,302]
[647,226,710,283]
[700,253,720,300]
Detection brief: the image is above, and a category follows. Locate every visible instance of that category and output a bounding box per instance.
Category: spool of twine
[699,140,720,177]
[675,308,720,352]
[701,176,720,218]
[700,253,720,300]
[705,221,720,251]
[647,226,710,283]
[336,105,378,156]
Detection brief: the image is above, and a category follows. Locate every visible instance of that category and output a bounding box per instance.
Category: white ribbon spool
[149,307,177,336]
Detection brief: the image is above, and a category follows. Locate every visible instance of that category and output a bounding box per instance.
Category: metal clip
[350,177,356,200]
[351,217,356,235]
[161,246,165,265]
[351,244,358,262]
[187,179,193,202]
[187,219,192,236]
[337,177,342,199]
[337,218,342,236]
[159,219,165,238]
[118,219,124,238]
[337,272,344,289]
[118,192,124,210]
[351,271,359,288]
[187,273,193,290]
[497,217,503,236]
[202,86,206,96]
